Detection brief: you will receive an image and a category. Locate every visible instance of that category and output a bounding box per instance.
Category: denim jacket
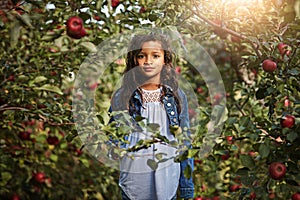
[110,86,194,199]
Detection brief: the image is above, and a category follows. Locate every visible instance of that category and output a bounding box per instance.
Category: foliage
[0,0,299,199]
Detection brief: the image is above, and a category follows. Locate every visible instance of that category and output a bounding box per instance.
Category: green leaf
[135,115,145,122]
[18,13,33,28]
[147,123,160,132]
[147,159,158,170]
[258,143,270,158]
[287,131,298,142]
[288,68,300,76]
[80,42,97,53]
[255,87,267,99]
[236,167,249,177]
[66,132,78,142]
[183,165,192,179]
[33,76,47,83]
[10,21,21,47]
[34,84,63,95]
[0,172,12,187]
[80,158,90,168]
[79,12,91,21]
[169,125,181,136]
[240,154,255,169]
[50,154,58,162]
[148,14,158,21]
[155,152,167,161]
[212,105,228,127]
[188,149,199,158]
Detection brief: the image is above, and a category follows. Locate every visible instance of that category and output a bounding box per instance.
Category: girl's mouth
[143,67,154,72]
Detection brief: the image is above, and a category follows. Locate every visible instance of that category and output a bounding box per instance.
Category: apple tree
[1,0,300,199]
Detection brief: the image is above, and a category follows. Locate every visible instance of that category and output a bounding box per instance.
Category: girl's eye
[153,55,160,58]
[137,55,144,59]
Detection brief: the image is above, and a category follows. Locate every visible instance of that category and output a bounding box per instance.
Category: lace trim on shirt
[141,88,161,103]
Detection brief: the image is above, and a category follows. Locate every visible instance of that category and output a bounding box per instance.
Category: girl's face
[136,40,165,85]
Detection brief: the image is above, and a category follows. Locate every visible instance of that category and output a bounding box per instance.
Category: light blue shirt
[119,88,180,200]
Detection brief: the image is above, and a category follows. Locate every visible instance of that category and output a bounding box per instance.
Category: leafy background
[0,0,299,199]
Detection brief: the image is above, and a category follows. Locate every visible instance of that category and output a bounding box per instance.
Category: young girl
[110,33,194,200]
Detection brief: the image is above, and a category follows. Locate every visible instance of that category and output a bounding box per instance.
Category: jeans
[121,190,177,200]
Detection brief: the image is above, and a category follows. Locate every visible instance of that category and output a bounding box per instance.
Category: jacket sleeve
[178,89,194,199]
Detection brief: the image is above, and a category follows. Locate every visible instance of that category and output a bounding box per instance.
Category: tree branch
[0,106,29,111]
[186,2,262,58]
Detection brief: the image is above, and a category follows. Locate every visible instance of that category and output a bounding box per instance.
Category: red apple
[233,176,241,183]
[70,28,87,39]
[34,172,46,183]
[229,184,241,192]
[66,16,86,39]
[292,193,300,200]
[93,15,101,21]
[194,159,203,164]
[76,148,83,156]
[47,136,60,145]
[194,197,205,200]
[278,42,291,56]
[269,193,276,199]
[111,0,120,8]
[49,47,59,53]
[139,6,146,13]
[50,71,57,76]
[7,75,15,81]
[212,196,220,200]
[269,162,286,180]
[89,82,98,90]
[212,93,223,105]
[197,87,204,93]
[175,66,181,74]
[188,109,196,118]
[226,136,234,144]
[214,93,222,101]
[248,151,257,157]
[19,131,31,140]
[25,119,36,126]
[221,152,230,160]
[37,104,47,109]
[66,16,83,35]
[10,193,21,200]
[249,192,256,200]
[262,59,277,72]
[281,115,295,128]
[284,98,291,107]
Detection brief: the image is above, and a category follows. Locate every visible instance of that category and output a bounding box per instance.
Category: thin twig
[0,107,29,111]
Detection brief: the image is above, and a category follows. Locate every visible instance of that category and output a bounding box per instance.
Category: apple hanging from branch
[268,162,286,180]
[292,193,300,200]
[66,16,87,39]
[277,42,291,56]
[281,114,295,128]
[33,172,46,183]
[262,59,277,72]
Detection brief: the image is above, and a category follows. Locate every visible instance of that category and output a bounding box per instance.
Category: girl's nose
[145,56,152,64]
